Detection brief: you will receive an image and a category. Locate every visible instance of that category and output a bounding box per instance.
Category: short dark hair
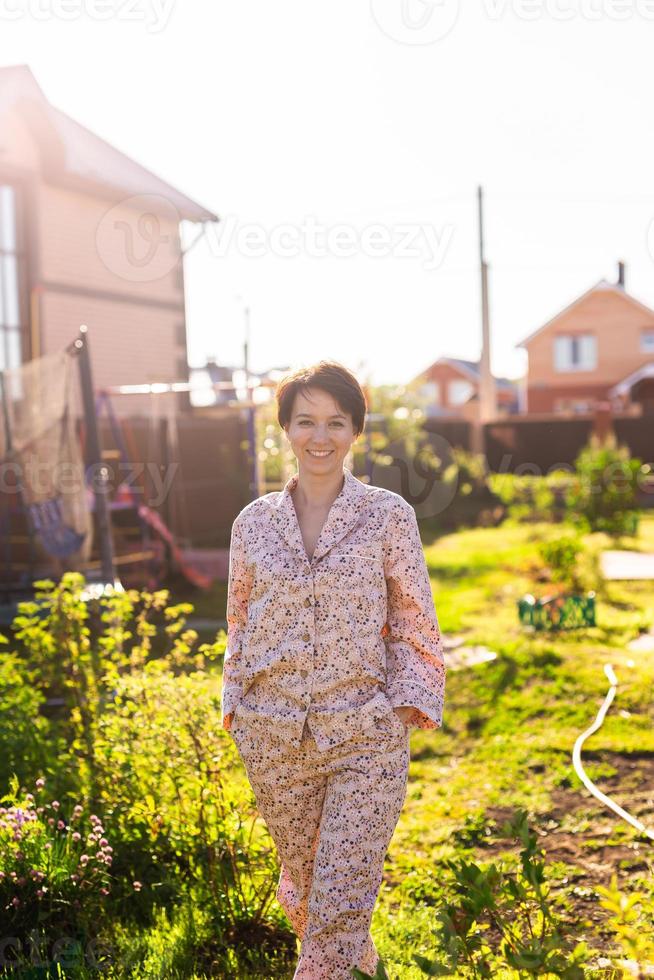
[275,361,367,437]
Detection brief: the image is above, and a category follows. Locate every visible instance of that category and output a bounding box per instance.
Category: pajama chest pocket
[323,544,385,596]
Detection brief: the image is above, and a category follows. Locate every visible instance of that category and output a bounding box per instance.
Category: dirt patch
[476,752,654,939]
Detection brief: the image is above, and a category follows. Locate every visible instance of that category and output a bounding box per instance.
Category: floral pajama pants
[230,706,411,980]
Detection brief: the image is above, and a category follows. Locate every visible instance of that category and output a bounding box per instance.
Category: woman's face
[285,387,358,476]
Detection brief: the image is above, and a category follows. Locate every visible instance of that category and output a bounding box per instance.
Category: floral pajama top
[221,464,446,750]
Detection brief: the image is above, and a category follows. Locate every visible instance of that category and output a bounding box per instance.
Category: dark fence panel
[484,418,595,473]
[613,417,654,466]
[91,412,251,549]
[422,418,472,451]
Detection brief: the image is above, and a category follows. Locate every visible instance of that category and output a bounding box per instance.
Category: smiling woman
[221,359,446,979]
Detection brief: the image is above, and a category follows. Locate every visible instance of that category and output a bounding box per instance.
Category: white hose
[572,663,654,841]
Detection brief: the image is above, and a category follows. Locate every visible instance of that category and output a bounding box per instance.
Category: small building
[0,63,218,417]
[516,262,654,416]
[412,356,520,422]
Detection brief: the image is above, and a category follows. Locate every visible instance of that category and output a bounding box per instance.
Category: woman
[221,361,446,979]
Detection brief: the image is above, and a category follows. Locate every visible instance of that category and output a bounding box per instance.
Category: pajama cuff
[385,682,444,730]
[221,683,243,730]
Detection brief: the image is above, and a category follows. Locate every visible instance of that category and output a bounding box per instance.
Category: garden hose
[572,664,654,841]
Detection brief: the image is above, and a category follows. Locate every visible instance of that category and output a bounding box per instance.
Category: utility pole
[242,304,260,500]
[475,186,498,454]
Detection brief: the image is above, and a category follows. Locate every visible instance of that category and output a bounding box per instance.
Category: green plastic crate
[518,591,596,631]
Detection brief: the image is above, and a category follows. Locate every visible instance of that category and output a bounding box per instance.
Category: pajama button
[302,632,310,642]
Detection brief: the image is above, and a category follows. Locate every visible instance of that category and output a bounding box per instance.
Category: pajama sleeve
[221,517,253,731]
[382,499,446,730]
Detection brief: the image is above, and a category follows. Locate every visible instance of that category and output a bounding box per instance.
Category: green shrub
[6,572,226,803]
[538,535,586,593]
[595,873,654,976]
[0,574,294,976]
[0,648,54,790]
[566,436,643,537]
[92,665,283,943]
[489,472,569,524]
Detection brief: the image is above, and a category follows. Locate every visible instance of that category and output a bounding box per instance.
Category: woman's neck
[292,466,345,511]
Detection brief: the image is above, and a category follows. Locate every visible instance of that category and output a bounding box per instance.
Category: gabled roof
[516,278,654,349]
[0,64,218,223]
[418,356,519,391]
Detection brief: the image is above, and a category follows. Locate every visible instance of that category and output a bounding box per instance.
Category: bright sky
[4,0,654,386]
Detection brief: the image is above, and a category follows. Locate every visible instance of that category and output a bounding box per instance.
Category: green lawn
[215,514,654,976]
[367,515,654,977]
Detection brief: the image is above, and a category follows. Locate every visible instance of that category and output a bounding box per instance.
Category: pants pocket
[374,707,407,738]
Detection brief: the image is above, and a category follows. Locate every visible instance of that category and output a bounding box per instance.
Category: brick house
[412,356,520,422]
[516,263,654,416]
[0,64,218,417]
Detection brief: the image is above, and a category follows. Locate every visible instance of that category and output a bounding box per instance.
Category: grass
[149,514,654,976]
[366,514,654,977]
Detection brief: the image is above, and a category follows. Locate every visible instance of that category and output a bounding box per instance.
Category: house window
[641,330,654,354]
[0,185,23,371]
[419,381,440,404]
[554,334,597,372]
[448,379,474,405]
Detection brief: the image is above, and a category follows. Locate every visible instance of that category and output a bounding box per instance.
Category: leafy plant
[451,811,494,848]
[357,809,590,978]
[565,436,643,537]
[488,472,567,524]
[0,647,54,790]
[92,665,284,941]
[538,535,585,592]
[4,572,225,804]
[595,873,654,977]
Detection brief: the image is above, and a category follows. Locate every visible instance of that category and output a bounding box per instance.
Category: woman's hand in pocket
[392,706,414,727]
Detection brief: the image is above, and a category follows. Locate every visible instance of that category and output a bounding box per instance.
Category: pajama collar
[271,464,372,565]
